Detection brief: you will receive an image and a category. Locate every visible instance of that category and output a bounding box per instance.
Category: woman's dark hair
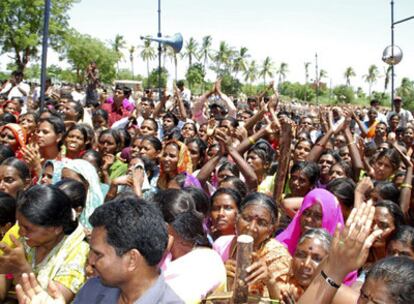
[55,179,87,210]
[326,178,355,209]
[330,160,354,180]
[82,149,103,169]
[98,129,122,152]
[248,140,275,167]
[170,211,210,247]
[1,157,30,181]
[375,200,405,229]
[92,109,109,122]
[183,186,210,216]
[77,123,95,148]
[38,115,66,146]
[211,188,242,211]
[68,100,84,121]
[219,176,248,199]
[182,122,197,134]
[365,256,414,304]
[220,116,239,128]
[240,192,278,224]
[218,161,240,177]
[0,191,16,225]
[0,112,17,124]
[117,128,131,148]
[388,225,414,252]
[142,118,159,132]
[374,181,400,204]
[17,185,77,234]
[375,148,401,171]
[0,144,15,162]
[319,149,341,163]
[290,161,320,186]
[186,137,207,169]
[140,135,162,152]
[163,112,179,126]
[65,124,91,150]
[153,189,198,223]
[294,138,313,150]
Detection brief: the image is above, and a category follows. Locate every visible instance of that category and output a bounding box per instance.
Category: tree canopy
[0,0,78,72]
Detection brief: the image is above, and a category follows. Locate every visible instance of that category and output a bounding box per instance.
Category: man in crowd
[387,96,414,128]
[0,71,30,103]
[85,61,100,106]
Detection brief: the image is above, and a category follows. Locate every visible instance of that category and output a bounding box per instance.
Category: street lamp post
[382,0,414,107]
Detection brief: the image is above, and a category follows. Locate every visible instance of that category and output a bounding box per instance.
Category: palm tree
[182,37,199,67]
[199,35,213,72]
[259,57,274,85]
[344,67,356,87]
[112,34,126,74]
[363,65,380,96]
[129,46,135,76]
[319,69,328,82]
[244,60,258,84]
[276,62,288,87]
[232,47,249,79]
[213,41,234,75]
[166,45,178,81]
[139,39,156,81]
[304,62,311,84]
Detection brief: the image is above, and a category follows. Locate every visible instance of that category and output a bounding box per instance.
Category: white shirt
[1,82,30,101]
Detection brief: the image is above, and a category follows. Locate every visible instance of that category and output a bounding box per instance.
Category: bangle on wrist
[401,183,413,189]
[347,141,356,146]
[320,270,341,289]
[248,137,256,145]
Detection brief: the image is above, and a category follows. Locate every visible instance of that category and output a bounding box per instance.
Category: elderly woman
[0,185,89,303]
[213,192,291,298]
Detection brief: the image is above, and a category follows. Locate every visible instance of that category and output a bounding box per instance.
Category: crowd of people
[0,68,414,304]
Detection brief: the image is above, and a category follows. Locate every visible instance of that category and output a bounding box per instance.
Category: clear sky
[3,0,414,93]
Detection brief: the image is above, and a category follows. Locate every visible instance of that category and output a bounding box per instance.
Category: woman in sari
[276,188,357,286]
[213,192,291,299]
[0,185,89,303]
[61,159,104,229]
[157,139,195,190]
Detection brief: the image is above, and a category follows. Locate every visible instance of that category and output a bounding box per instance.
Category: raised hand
[16,273,66,304]
[324,202,382,278]
[0,235,31,275]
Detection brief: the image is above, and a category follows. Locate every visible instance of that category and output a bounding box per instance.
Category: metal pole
[39,0,51,113]
[157,0,162,100]
[391,0,395,108]
[316,53,319,105]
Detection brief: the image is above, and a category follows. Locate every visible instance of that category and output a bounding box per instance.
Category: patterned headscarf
[0,123,27,152]
[158,140,193,189]
[63,159,104,229]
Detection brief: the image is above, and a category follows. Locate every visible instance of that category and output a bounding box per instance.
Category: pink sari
[276,188,356,285]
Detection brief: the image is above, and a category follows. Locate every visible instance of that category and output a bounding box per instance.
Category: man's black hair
[89,196,168,266]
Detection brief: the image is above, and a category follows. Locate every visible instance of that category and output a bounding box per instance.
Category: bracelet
[320,270,340,289]
[347,141,356,146]
[401,183,413,189]
[248,137,256,145]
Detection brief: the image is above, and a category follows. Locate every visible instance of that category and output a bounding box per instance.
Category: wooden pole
[273,121,293,209]
[231,235,254,304]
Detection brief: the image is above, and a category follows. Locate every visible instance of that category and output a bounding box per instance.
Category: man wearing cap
[386,96,413,128]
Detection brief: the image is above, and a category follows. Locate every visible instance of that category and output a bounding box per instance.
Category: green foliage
[396,77,414,110]
[24,64,41,80]
[279,82,315,102]
[371,91,391,107]
[185,63,205,93]
[0,71,9,81]
[220,72,242,96]
[63,31,118,84]
[332,85,355,104]
[147,67,168,89]
[0,0,78,71]
[117,69,143,81]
